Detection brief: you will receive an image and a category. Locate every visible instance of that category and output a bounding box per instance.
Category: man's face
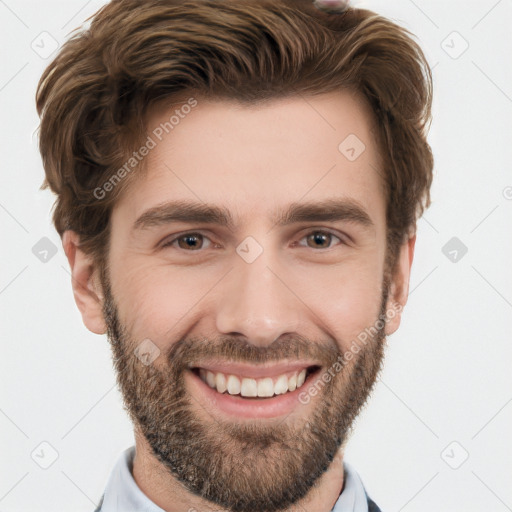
[96,91,397,511]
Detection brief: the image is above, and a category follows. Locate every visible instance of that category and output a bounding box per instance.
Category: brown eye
[177,233,204,250]
[162,232,212,251]
[299,230,343,250]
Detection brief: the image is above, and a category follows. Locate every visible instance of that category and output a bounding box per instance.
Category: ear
[384,234,416,336]
[62,230,107,335]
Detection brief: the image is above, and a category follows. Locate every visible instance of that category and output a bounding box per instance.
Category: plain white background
[1,0,511,510]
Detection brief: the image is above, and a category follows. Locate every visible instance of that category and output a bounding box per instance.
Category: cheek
[288,259,385,351]
[110,261,223,342]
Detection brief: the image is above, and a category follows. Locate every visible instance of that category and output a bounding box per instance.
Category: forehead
[113,90,385,232]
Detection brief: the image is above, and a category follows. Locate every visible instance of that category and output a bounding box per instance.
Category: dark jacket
[367,494,382,512]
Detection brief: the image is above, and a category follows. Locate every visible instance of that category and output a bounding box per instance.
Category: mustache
[166,334,341,369]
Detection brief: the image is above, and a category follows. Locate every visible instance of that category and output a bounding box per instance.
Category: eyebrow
[131,198,375,233]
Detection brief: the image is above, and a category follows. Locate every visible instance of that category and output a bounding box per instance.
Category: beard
[100,266,389,512]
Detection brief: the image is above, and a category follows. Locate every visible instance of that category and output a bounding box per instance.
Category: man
[35,0,434,510]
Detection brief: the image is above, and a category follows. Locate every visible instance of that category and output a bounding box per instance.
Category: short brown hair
[36,0,433,273]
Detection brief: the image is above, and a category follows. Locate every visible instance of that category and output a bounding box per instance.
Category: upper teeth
[198,368,308,398]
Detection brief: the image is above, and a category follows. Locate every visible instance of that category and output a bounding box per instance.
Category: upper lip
[190,361,320,379]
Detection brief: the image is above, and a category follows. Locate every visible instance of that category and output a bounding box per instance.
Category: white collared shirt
[96,446,372,512]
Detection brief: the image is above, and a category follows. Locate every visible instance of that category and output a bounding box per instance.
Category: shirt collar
[332,460,370,512]
[98,446,369,512]
[99,446,164,512]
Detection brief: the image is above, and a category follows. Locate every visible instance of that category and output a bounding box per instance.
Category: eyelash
[160,230,346,252]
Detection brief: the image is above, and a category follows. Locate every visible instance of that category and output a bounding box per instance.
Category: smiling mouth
[190,365,321,399]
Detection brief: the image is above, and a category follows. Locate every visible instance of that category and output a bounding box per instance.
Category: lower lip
[185,368,320,419]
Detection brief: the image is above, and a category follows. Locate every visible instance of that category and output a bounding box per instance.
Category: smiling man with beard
[35,0,434,511]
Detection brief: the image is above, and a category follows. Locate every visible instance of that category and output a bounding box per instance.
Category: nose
[214,248,303,348]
